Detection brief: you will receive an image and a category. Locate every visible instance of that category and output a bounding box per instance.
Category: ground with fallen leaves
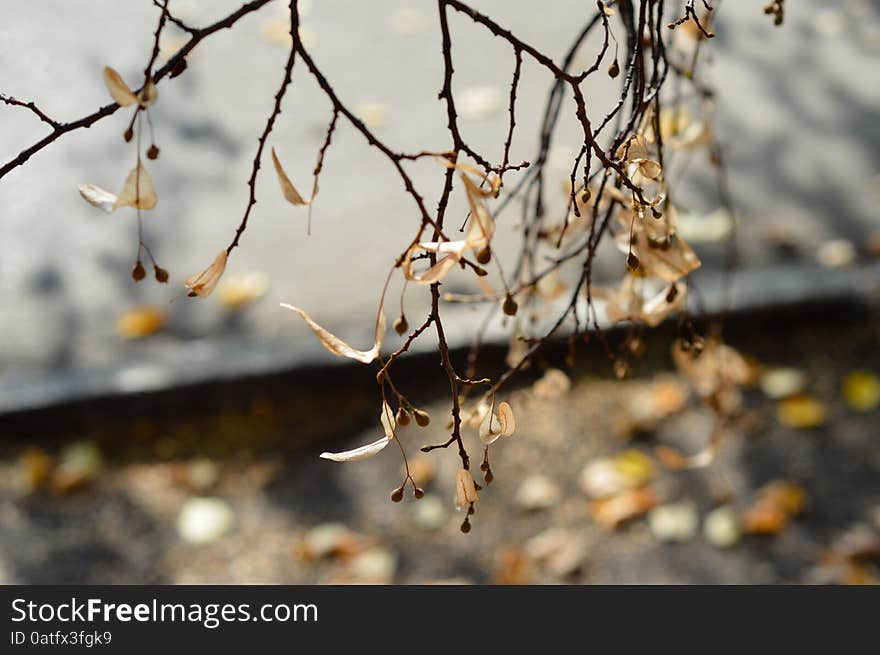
[0,302,878,584]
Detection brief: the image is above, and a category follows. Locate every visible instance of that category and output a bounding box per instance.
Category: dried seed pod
[131,260,146,282]
[124,127,134,143]
[502,293,518,316]
[581,189,591,204]
[626,252,640,272]
[460,518,471,533]
[608,59,620,78]
[393,314,409,336]
[413,487,425,499]
[390,487,404,503]
[476,246,491,265]
[395,407,411,426]
[413,409,431,427]
[153,265,169,283]
[169,58,187,79]
[146,144,160,160]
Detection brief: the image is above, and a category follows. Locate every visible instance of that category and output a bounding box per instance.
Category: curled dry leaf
[281,304,386,364]
[594,276,687,328]
[78,184,117,213]
[402,171,496,285]
[454,468,479,509]
[441,160,502,197]
[617,135,662,180]
[479,400,516,445]
[103,66,137,107]
[616,232,700,284]
[323,435,394,463]
[114,161,158,210]
[402,249,459,285]
[186,250,228,298]
[271,147,310,206]
[321,401,396,462]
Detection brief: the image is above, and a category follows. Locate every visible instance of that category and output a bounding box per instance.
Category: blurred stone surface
[1,0,878,411]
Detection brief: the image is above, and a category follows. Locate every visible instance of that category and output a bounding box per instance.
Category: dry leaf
[186,250,228,298]
[402,249,460,285]
[103,66,137,107]
[460,173,496,247]
[479,400,516,445]
[777,394,827,429]
[441,160,502,196]
[623,377,689,431]
[617,135,662,180]
[282,304,386,364]
[673,339,751,398]
[594,276,686,328]
[455,468,479,509]
[116,306,167,339]
[742,480,807,534]
[402,172,497,285]
[271,147,310,206]
[78,184,117,213]
[497,402,516,436]
[114,161,158,210]
[321,401,395,462]
[589,486,658,530]
[319,435,389,462]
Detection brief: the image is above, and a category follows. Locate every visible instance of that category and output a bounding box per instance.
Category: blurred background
[0,0,878,584]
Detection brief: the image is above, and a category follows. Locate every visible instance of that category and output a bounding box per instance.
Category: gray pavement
[1,0,878,413]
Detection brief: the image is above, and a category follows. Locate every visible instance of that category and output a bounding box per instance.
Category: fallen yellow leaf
[777,394,826,429]
[842,371,880,412]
